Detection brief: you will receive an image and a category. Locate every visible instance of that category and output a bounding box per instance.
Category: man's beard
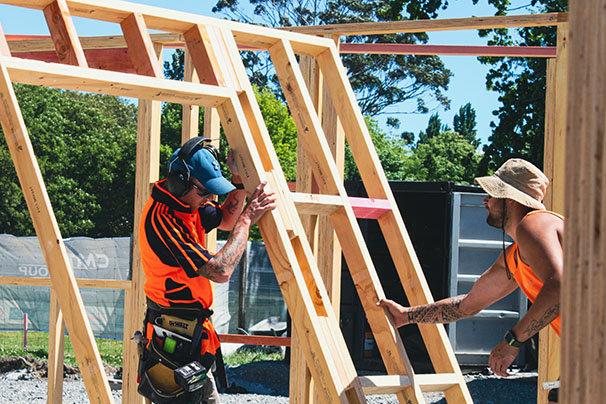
[486,211,503,229]
[486,201,506,229]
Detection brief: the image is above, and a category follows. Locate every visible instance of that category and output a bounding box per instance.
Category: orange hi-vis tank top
[505,210,564,337]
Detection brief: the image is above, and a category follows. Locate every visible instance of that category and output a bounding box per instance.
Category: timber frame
[0,1,584,404]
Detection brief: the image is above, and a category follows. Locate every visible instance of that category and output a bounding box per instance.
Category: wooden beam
[0,59,112,404]
[359,374,460,395]
[0,56,231,107]
[340,42,557,58]
[561,0,605,401]
[47,289,65,404]
[0,0,333,56]
[7,33,182,53]
[538,23,567,404]
[123,95,162,404]
[286,12,568,35]
[12,48,136,73]
[0,276,132,289]
[184,25,225,87]
[0,24,11,57]
[217,334,291,347]
[120,12,162,77]
[43,0,88,67]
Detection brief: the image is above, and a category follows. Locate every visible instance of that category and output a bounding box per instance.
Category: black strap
[145,298,213,324]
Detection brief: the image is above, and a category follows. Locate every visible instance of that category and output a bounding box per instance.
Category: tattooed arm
[218,150,246,231]
[508,212,563,342]
[378,249,519,328]
[197,182,276,283]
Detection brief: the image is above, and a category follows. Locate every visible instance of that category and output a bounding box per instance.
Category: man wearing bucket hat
[137,137,276,404]
[378,158,563,403]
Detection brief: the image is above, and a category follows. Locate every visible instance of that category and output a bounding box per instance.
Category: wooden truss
[0,2,571,404]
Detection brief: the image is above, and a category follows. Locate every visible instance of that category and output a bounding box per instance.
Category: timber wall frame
[0,2,579,403]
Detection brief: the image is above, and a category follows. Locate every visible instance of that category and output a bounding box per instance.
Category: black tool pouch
[137,327,205,404]
[137,300,216,403]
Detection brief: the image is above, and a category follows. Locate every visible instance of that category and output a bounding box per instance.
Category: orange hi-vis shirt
[139,180,224,354]
[506,210,564,337]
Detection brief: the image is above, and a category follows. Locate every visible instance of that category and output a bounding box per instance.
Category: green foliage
[223,346,284,366]
[0,85,138,237]
[212,0,452,118]
[407,130,481,183]
[344,117,412,181]
[477,0,567,173]
[453,102,479,148]
[0,330,123,368]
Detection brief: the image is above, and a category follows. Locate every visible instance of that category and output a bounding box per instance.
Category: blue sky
[0,0,536,146]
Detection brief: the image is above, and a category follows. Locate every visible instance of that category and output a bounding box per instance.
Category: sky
[0,0,538,146]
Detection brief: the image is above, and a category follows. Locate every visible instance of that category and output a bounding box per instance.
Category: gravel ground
[0,360,538,404]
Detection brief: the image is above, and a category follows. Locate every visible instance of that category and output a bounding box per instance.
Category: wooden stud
[184,24,226,87]
[43,0,88,67]
[47,288,65,404]
[182,47,200,141]
[0,60,112,404]
[538,23,567,404]
[561,0,605,402]
[0,23,11,57]
[120,13,162,77]
[122,97,162,404]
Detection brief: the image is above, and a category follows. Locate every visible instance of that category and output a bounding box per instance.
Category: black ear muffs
[167,137,220,197]
[166,170,190,197]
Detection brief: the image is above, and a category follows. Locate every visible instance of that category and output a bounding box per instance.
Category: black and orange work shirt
[140,179,223,309]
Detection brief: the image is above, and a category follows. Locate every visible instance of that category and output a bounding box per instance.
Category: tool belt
[136,299,216,404]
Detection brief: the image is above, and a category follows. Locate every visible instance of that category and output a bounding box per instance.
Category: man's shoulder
[516,210,563,242]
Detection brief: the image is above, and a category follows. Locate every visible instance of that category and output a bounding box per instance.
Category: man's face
[483,195,505,229]
[180,178,213,210]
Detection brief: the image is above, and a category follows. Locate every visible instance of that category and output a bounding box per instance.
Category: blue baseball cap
[168,147,235,195]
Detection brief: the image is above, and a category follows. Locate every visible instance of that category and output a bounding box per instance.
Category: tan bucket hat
[474,158,549,210]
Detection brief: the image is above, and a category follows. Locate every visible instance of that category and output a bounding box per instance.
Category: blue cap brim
[202,176,236,196]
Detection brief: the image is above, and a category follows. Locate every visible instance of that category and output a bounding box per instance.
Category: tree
[407,130,481,183]
[212,0,453,119]
[344,117,413,181]
[418,112,449,144]
[453,102,479,148]
[477,0,567,173]
[0,84,140,237]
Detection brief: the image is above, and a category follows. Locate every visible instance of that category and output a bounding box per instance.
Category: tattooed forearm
[407,295,467,324]
[197,219,250,281]
[522,303,560,339]
[223,196,242,216]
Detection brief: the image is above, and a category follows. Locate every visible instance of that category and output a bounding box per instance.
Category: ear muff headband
[167,137,219,197]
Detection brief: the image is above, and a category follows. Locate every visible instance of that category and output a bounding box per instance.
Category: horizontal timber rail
[8,33,557,59]
[0,55,231,107]
[286,12,568,35]
[0,276,131,290]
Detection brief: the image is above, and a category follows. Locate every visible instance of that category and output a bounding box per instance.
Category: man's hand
[377,298,409,327]
[488,340,520,377]
[241,181,276,225]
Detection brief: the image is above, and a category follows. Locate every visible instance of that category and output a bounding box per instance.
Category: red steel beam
[340,42,557,58]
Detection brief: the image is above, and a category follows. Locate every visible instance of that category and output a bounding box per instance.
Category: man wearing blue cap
[137,137,276,404]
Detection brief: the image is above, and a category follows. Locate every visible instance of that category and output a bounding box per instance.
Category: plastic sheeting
[0,235,286,339]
